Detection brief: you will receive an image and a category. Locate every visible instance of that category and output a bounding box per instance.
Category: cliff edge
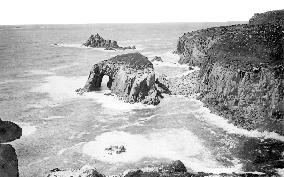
[176,11,284,135]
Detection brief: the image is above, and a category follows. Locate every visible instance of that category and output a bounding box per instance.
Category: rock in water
[83,33,135,50]
[151,56,163,62]
[0,119,22,177]
[0,119,22,143]
[0,144,19,177]
[78,53,164,105]
[47,165,105,177]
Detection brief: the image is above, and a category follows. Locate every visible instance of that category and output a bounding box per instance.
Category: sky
[0,0,283,25]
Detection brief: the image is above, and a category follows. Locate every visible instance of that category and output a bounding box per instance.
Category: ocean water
[0,23,283,177]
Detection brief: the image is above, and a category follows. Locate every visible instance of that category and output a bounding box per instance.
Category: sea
[0,23,283,177]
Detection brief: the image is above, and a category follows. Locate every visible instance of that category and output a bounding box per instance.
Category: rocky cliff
[0,119,22,177]
[77,53,164,105]
[176,12,284,135]
[83,33,135,50]
[249,9,284,26]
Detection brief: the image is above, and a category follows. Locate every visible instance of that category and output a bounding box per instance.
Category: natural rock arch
[77,53,167,105]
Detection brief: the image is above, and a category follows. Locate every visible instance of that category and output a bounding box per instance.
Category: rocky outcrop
[0,119,22,177]
[83,33,136,50]
[249,9,284,26]
[151,56,163,62]
[77,53,164,105]
[176,11,284,135]
[47,160,278,177]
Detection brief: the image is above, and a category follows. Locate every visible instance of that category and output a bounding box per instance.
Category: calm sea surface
[0,23,283,177]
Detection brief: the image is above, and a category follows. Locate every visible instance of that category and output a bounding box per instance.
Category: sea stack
[77,52,167,105]
[83,33,135,50]
[0,119,22,177]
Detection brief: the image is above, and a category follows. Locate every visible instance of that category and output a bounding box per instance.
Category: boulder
[77,53,165,105]
[151,56,163,62]
[0,119,22,143]
[0,144,19,177]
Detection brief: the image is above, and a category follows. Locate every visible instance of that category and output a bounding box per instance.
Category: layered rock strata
[0,119,22,177]
[77,53,164,105]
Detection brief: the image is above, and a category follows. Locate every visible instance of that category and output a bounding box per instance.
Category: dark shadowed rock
[77,53,165,105]
[0,144,19,177]
[0,119,22,143]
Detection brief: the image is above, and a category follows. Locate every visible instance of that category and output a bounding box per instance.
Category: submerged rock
[105,145,126,155]
[47,165,105,177]
[77,53,166,105]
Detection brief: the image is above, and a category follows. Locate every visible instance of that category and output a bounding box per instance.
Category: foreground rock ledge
[0,119,22,177]
[77,53,165,105]
[47,160,277,177]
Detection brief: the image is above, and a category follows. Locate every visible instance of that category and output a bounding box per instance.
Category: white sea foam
[16,122,37,136]
[82,129,242,173]
[42,116,65,120]
[50,63,80,71]
[277,168,284,177]
[54,43,137,52]
[191,100,284,142]
[32,75,154,110]
[23,70,55,76]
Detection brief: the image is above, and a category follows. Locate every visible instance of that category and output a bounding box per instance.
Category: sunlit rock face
[176,11,284,135]
[78,53,164,105]
[0,119,22,177]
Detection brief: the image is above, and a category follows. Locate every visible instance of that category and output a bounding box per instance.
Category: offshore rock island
[83,33,136,50]
[77,53,166,105]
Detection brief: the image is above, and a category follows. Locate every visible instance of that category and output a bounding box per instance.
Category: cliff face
[0,119,22,177]
[249,9,284,26]
[78,53,163,105]
[176,15,284,134]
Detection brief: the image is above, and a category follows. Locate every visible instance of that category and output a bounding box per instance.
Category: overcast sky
[0,0,283,25]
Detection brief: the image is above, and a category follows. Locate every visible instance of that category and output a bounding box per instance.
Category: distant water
[0,23,283,177]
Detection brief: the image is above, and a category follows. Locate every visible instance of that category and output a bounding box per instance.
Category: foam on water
[191,99,284,141]
[16,122,37,136]
[82,129,242,173]
[32,75,154,111]
[41,116,65,120]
